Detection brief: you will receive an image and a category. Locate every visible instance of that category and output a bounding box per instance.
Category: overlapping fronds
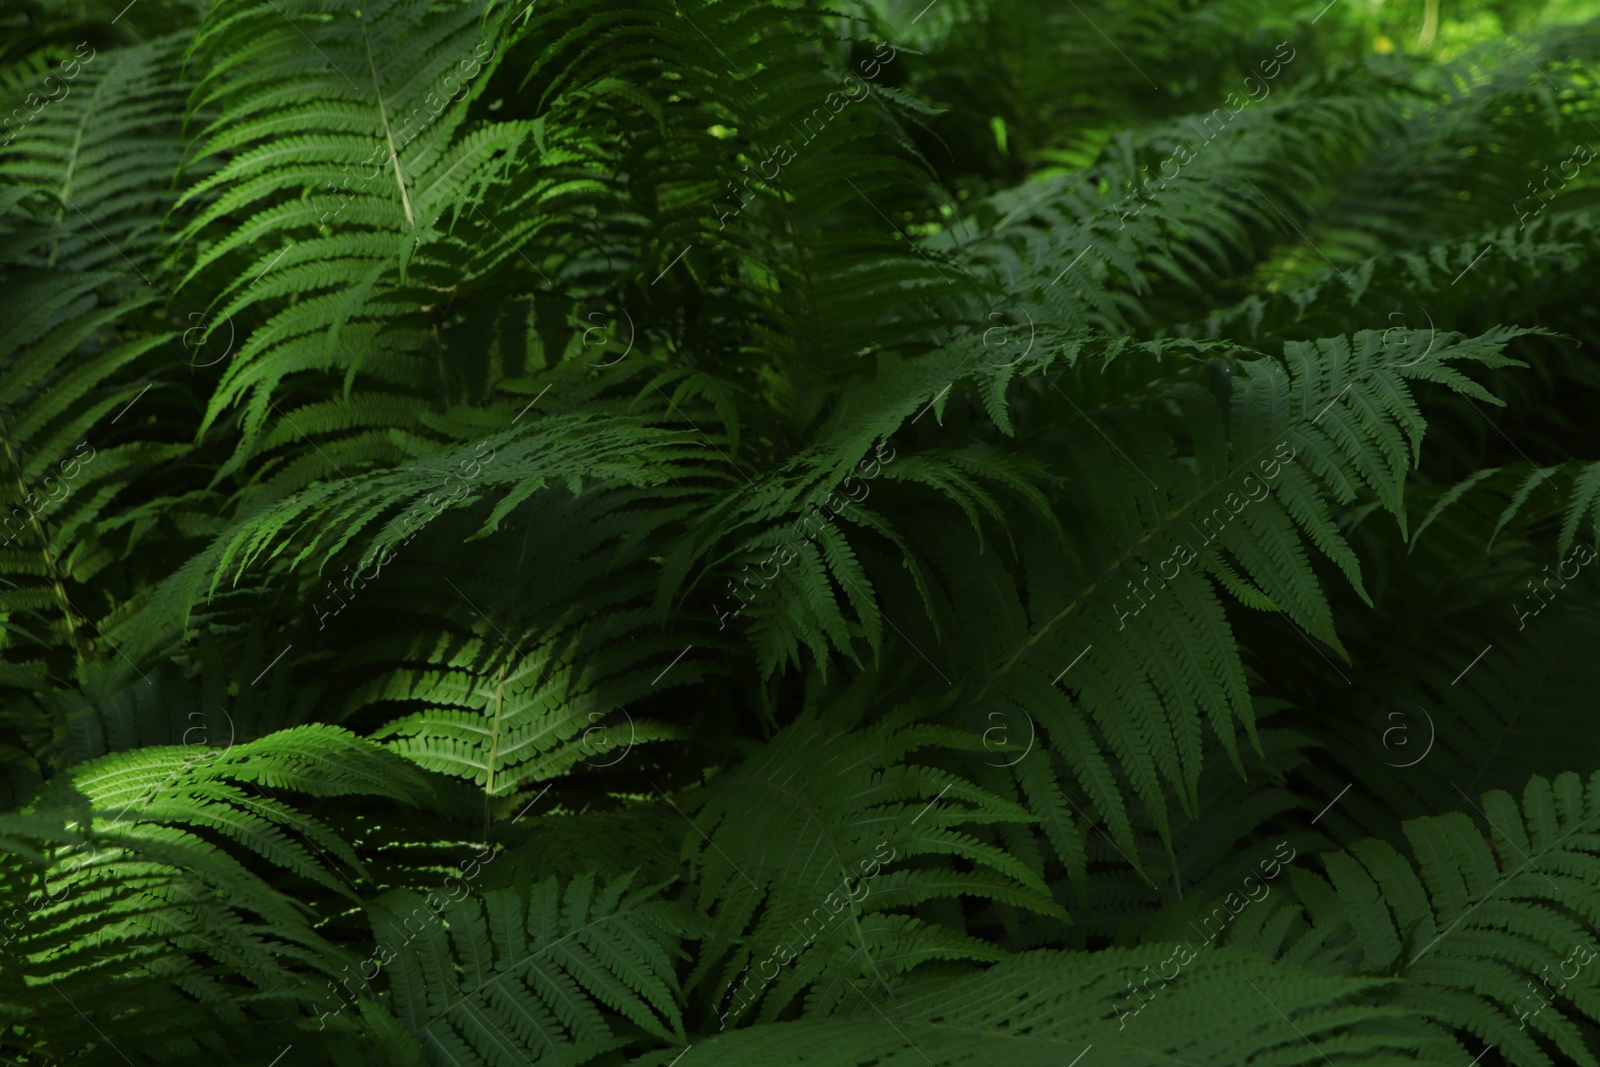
[1233,771,1600,1067]
[680,682,1063,1027]
[366,871,692,1063]
[0,725,429,1064]
[5,0,1600,1063]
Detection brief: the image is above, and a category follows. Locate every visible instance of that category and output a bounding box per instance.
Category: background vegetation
[5,0,1600,1063]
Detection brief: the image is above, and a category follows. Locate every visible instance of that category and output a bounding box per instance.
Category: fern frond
[0,725,427,1064]
[368,871,691,1062]
[679,684,1062,1028]
[668,946,1458,1066]
[1239,770,1600,1067]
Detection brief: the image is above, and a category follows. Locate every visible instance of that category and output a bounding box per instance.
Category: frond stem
[359,14,416,226]
[0,408,84,659]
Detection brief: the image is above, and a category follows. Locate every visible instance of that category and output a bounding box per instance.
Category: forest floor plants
[9,1,1600,1065]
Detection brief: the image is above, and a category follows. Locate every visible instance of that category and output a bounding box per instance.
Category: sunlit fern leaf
[178,0,530,475]
[358,628,682,801]
[0,725,427,1064]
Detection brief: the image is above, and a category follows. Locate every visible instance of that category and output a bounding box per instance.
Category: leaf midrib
[48,56,120,267]
[358,14,415,227]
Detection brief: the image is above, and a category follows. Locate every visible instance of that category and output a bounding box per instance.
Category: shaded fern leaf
[974,325,1529,861]
[0,34,189,275]
[1234,770,1600,1067]
[369,871,692,1064]
[679,680,1062,1028]
[662,946,1459,1066]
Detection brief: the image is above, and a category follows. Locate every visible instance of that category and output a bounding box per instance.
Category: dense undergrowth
[5,0,1600,1063]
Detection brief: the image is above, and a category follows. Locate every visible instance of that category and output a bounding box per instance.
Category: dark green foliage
[5,0,1600,1064]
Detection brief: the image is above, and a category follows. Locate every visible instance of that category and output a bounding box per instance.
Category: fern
[177,0,528,477]
[1229,770,1600,1067]
[680,684,1062,1027]
[7,0,1600,1063]
[0,725,430,1064]
[664,947,1460,1066]
[364,871,692,1064]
